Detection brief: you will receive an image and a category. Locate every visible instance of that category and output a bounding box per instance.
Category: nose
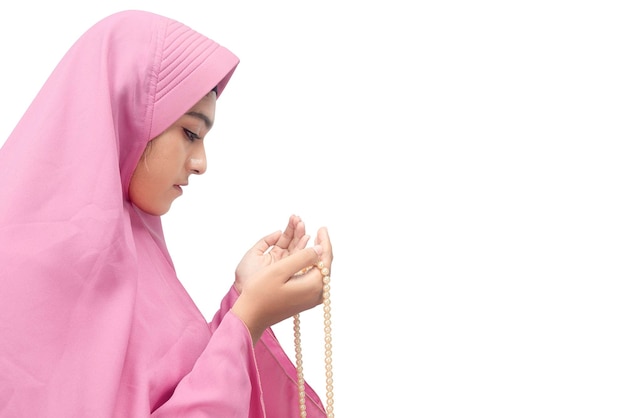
[188,143,207,175]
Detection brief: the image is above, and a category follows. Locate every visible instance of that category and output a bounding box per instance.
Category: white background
[2,1,625,417]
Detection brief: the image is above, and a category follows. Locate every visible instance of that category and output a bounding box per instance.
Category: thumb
[271,244,322,280]
[252,230,282,254]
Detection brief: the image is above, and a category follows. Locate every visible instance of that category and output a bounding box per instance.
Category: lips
[174,181,188,195]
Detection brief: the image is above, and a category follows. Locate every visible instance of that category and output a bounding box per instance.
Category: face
[129,91,216,215]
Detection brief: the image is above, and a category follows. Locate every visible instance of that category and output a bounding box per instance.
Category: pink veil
[0,10,240,415]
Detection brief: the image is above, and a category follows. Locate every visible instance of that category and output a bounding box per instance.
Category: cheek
[127,136,185,215]
[128,173,168,215]
[128,156,179,216]
[128,162,151,206]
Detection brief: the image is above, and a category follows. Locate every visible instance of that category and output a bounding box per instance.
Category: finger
[287,218,306,252]
[274,214,300,249]
[295,234,310,251]
[315,227,333,268]
[285,245,327,308]
[270,245,322,282]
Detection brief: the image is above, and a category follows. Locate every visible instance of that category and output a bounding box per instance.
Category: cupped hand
[234,215,309,293]
[232,226,333,344]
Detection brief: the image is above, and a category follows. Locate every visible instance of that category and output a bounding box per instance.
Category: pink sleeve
[153,285,327,418]
[152,310,265,417]
[255,328,328,418]
[206,284,241,334]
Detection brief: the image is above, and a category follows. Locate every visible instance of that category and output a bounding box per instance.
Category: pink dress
[0,10,326,417]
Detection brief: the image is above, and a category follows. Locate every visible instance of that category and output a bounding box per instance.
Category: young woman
[0,10,332,417]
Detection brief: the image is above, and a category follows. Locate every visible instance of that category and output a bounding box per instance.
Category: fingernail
[313,245,323,256]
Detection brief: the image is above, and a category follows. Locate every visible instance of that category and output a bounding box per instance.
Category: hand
[234,215,309,293]
[232,227,333,344]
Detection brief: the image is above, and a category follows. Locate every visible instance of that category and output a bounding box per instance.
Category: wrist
[231,298,264,345]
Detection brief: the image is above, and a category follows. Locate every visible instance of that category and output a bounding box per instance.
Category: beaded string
[293,260,334,418]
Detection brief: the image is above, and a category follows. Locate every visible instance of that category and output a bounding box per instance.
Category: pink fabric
[0,10,325,418]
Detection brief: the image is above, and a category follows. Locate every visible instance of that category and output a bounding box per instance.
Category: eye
[183,128,200,142]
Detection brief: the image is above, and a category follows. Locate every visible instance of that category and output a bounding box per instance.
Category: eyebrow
[185,111,213,130]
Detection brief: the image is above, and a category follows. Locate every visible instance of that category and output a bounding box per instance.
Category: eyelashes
[183,128,201,142]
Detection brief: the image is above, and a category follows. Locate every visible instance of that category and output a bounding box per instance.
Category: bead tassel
[293,261,334,418]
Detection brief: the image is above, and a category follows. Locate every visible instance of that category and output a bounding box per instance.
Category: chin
[133,202,171,216]
[152,206,172,216]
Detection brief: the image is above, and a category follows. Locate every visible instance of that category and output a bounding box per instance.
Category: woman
[0,10,332,417]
